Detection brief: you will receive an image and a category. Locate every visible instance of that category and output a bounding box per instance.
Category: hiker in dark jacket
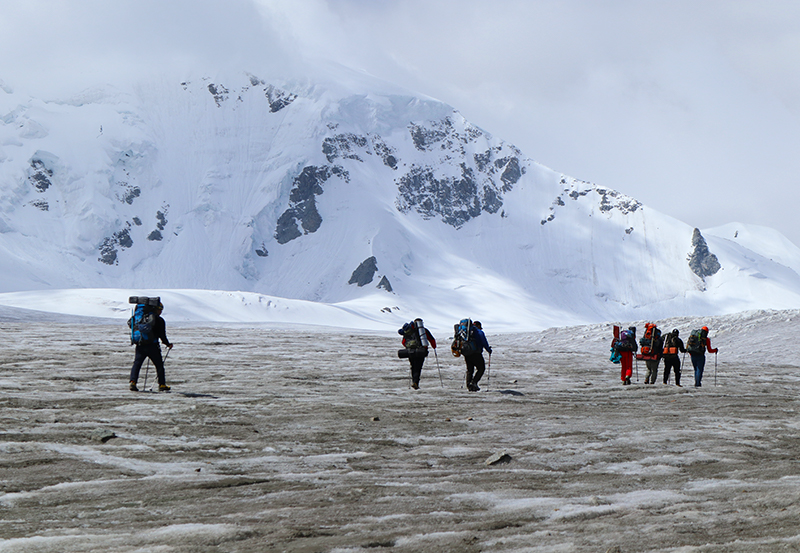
[689,326,718,387]
[464,321,492,391]
[399,318,436,390]
[129,302,173,391]
[641,323,663,385]
[661,329,686,386]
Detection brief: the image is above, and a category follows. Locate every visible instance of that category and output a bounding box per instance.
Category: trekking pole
[487,353,491,390]
[433,348,443,388]
[714,351,718,387]
[143,358,150,391]
[635,355,639,382]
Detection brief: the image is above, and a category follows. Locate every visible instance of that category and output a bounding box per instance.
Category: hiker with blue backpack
[451,319,492,391]
[686,326,718,387]
[128,297,173,392]
[612,326,637,385]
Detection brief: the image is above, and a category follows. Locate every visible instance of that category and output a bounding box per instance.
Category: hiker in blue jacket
[465,321,492,391]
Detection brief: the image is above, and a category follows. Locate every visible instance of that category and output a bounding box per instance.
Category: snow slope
[2,68,800,328]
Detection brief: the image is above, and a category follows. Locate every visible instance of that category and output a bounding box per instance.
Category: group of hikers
[124,296,719,393]
[611,323,718,387]
[397,317,492,391]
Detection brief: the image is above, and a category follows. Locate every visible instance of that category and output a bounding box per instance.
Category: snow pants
[465,352,486,389]
[620,351,633,383]
[690,353,706,387]
[130,343,166,386]
[662,354,682,385]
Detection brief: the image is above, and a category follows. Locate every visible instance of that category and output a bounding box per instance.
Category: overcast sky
[3,0,800,245]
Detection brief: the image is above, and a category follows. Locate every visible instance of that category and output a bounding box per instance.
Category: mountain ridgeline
[1,70,800,325]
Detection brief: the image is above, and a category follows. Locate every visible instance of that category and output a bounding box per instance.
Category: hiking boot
[159,384,171,392]
[129,381,138,392]
[411,382,419,390]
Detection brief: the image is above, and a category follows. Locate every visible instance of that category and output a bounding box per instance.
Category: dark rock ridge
[322,130,398,169]
[349,256,379,287]
[396,117,523,228]
[541,177,642,225]
[98,226,133,265]
[29,158,53,192]
[204,77,296,112]
[207,83,229,107]
[377,275,393,292]
[274,165,349,244]
[688,228,721,279]
[264,84,297,113]
[147,208,168,242]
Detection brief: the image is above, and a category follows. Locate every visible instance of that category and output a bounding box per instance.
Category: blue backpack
[128,296,160,345]
[452,318,478,356]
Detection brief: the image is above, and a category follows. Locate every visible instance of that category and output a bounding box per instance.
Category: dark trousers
[130,343,166,386]
[690,354,706,387]
[663,355,682,385]
[409,354,426,385]
[465,353,486,387]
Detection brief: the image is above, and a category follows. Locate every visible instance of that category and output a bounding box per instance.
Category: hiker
[639,323,663,385]
[687,326,718,387]
[661,329,687,386]
[463,321,492,391]
[398,318,436,389]
[614,326,637,385]
[129,301,173,391]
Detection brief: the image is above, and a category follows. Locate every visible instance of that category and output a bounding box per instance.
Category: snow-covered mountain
[2,68,800,330]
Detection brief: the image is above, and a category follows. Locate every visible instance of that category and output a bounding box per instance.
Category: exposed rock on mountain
[349,256,378,287]
[688,228,721,279]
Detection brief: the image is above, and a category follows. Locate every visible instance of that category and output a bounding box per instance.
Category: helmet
[702,326,709,332]
[672,329,679,335]
[473,321,482,329]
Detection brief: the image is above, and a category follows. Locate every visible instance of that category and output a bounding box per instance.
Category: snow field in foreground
[2,309,800,552]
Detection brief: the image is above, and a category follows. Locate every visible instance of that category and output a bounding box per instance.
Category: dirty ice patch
[578,460,681,476]
[446,488,686,521]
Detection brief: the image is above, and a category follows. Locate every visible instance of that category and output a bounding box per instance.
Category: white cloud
[3,0,800,244]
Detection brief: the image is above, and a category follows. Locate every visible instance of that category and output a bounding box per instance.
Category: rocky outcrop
[275,165,348,244]
[541,177,642,226]
[99,226,133,265]
[396,117,522,228]
[688,228,721,279]
[322,130,398,169]
[349,256,378,287]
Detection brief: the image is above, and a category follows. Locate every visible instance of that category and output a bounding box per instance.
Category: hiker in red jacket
[615,326,637,385]
[689,326,718,387]
[398,318,436,389]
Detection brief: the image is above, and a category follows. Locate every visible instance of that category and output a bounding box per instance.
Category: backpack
[128,296,160,345]
[400,321,422,350]
[662,332,678,355]
[686,329,705,354]
[615,329,637,352]
[639,323,661,355]
[451,318,478,357]
[398,321,429,359]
